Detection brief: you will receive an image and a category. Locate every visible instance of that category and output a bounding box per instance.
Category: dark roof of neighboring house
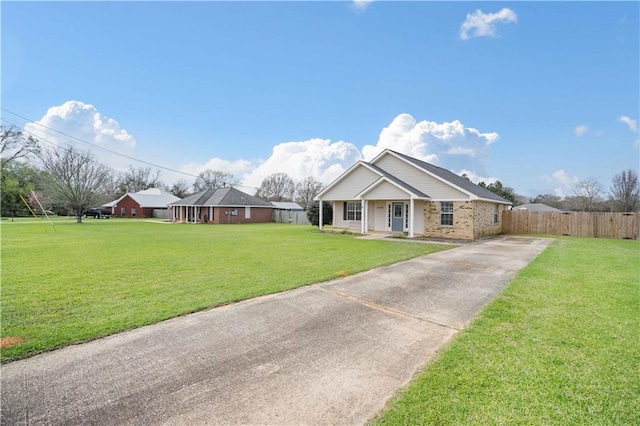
[515,203,562,212]
[172,187,274,208]
[388,150,509,204]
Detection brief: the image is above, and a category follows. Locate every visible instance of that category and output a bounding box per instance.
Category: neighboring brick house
[314,149,511,240]
[106,188,180,219]
[170,187,274,224]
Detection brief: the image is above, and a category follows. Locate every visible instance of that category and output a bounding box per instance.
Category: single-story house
[170,187,275,224]
[314,149,512,240]
[271,202,304,211]
[105,188,181,219]
[514,203,562,212]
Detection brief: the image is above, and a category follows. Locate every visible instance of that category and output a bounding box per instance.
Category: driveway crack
[318,288,462,331]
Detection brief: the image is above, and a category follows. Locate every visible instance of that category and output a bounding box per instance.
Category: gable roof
[364,163,429,199]
[316,149,511,204]
[172,187,274,208]
[105,188,180,208]
[271,202,304,210]
[515,203,562,212]
[379,150,510,204]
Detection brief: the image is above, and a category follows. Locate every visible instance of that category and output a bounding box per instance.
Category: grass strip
[372,237,640,425]
[1,220,450,362]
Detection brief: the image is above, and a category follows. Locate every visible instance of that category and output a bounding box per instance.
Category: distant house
[106,188,180,219]
[170,187,275,224]
[271,202,304,211]
[514,203,562,212]
[315,149,512,240]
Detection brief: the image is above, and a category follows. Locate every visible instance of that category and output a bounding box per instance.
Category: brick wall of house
[423,201,474,240]
[114,196,146,218]
[473,201,505,239]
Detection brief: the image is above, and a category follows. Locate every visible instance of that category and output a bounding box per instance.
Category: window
[131,207,136,217]
[245,206,251,219]
[121,207,126,217]
[494,204,500,224]
[440,202,453,226]
[346,202,362,221]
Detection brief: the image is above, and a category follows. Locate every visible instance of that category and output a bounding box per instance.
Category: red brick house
[170,187,274,224]
[106,188,180,219]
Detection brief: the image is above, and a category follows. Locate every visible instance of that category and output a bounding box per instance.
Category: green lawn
[0,219,449,362]
[373,237,640,425]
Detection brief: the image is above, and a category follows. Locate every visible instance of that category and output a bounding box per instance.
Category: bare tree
[1,125,40,175]
[572,178,604,212]
[116,166,162,195]
[193,170,239,192]
[39,146,112,223]
[295,176,323,210]
[255,173,295,202]
[170,179,191,198]
[610,169,639,212]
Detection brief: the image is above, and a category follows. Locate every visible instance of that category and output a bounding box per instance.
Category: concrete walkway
[1,236,552,425]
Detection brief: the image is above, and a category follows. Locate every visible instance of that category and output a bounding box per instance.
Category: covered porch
[319,198,428,238]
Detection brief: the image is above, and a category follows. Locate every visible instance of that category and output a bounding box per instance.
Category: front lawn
[373,237,640,425]
[0,220,450,362]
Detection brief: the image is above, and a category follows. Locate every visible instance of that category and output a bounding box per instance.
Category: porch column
[361,199,366,234]
[409,198,415,238]
[318,200,323,230]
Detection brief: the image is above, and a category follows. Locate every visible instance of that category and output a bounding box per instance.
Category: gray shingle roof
[172,187,274,208]
[388,150,509,203]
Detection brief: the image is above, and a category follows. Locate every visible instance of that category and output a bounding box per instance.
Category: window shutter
[343,202,347,220]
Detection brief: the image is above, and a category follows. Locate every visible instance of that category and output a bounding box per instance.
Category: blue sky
[2,1,638,197]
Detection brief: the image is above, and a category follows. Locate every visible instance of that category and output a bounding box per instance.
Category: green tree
[307,201,333,226]
[0,162,41,216]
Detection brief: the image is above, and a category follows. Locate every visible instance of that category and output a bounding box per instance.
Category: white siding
[374,154,468,200]
[320,166,379,201]
[363,180,409,200]
[333,201,347,228]
[412,200,425,236]
[372,201,387,232]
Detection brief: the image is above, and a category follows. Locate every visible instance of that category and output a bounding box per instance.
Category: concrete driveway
[1,236,551,425]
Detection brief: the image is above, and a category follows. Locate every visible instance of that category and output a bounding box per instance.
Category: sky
[2,1,639,198]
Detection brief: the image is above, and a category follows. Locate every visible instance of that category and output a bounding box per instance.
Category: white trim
[319,200,323,230]
[371,150,511,205]
[315,161,385,200]
[354,176,429,201]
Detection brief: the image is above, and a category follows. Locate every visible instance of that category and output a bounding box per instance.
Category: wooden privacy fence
[502,211,639,240]
[273,210,311,225]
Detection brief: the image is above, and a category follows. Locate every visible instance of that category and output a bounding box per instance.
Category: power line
[0,108,260,191]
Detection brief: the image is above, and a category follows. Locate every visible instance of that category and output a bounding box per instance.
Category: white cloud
[25,101,136,171]
[241,138,362,191]
[619,115,638,132]
[362,113,499,177]
[352,0,373,12]
[181,158,254,178]
[540,169,579,197]
[460,8,518,40]
[574,124,588,136]
[180,113,500,194]
[456,169,498,185]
